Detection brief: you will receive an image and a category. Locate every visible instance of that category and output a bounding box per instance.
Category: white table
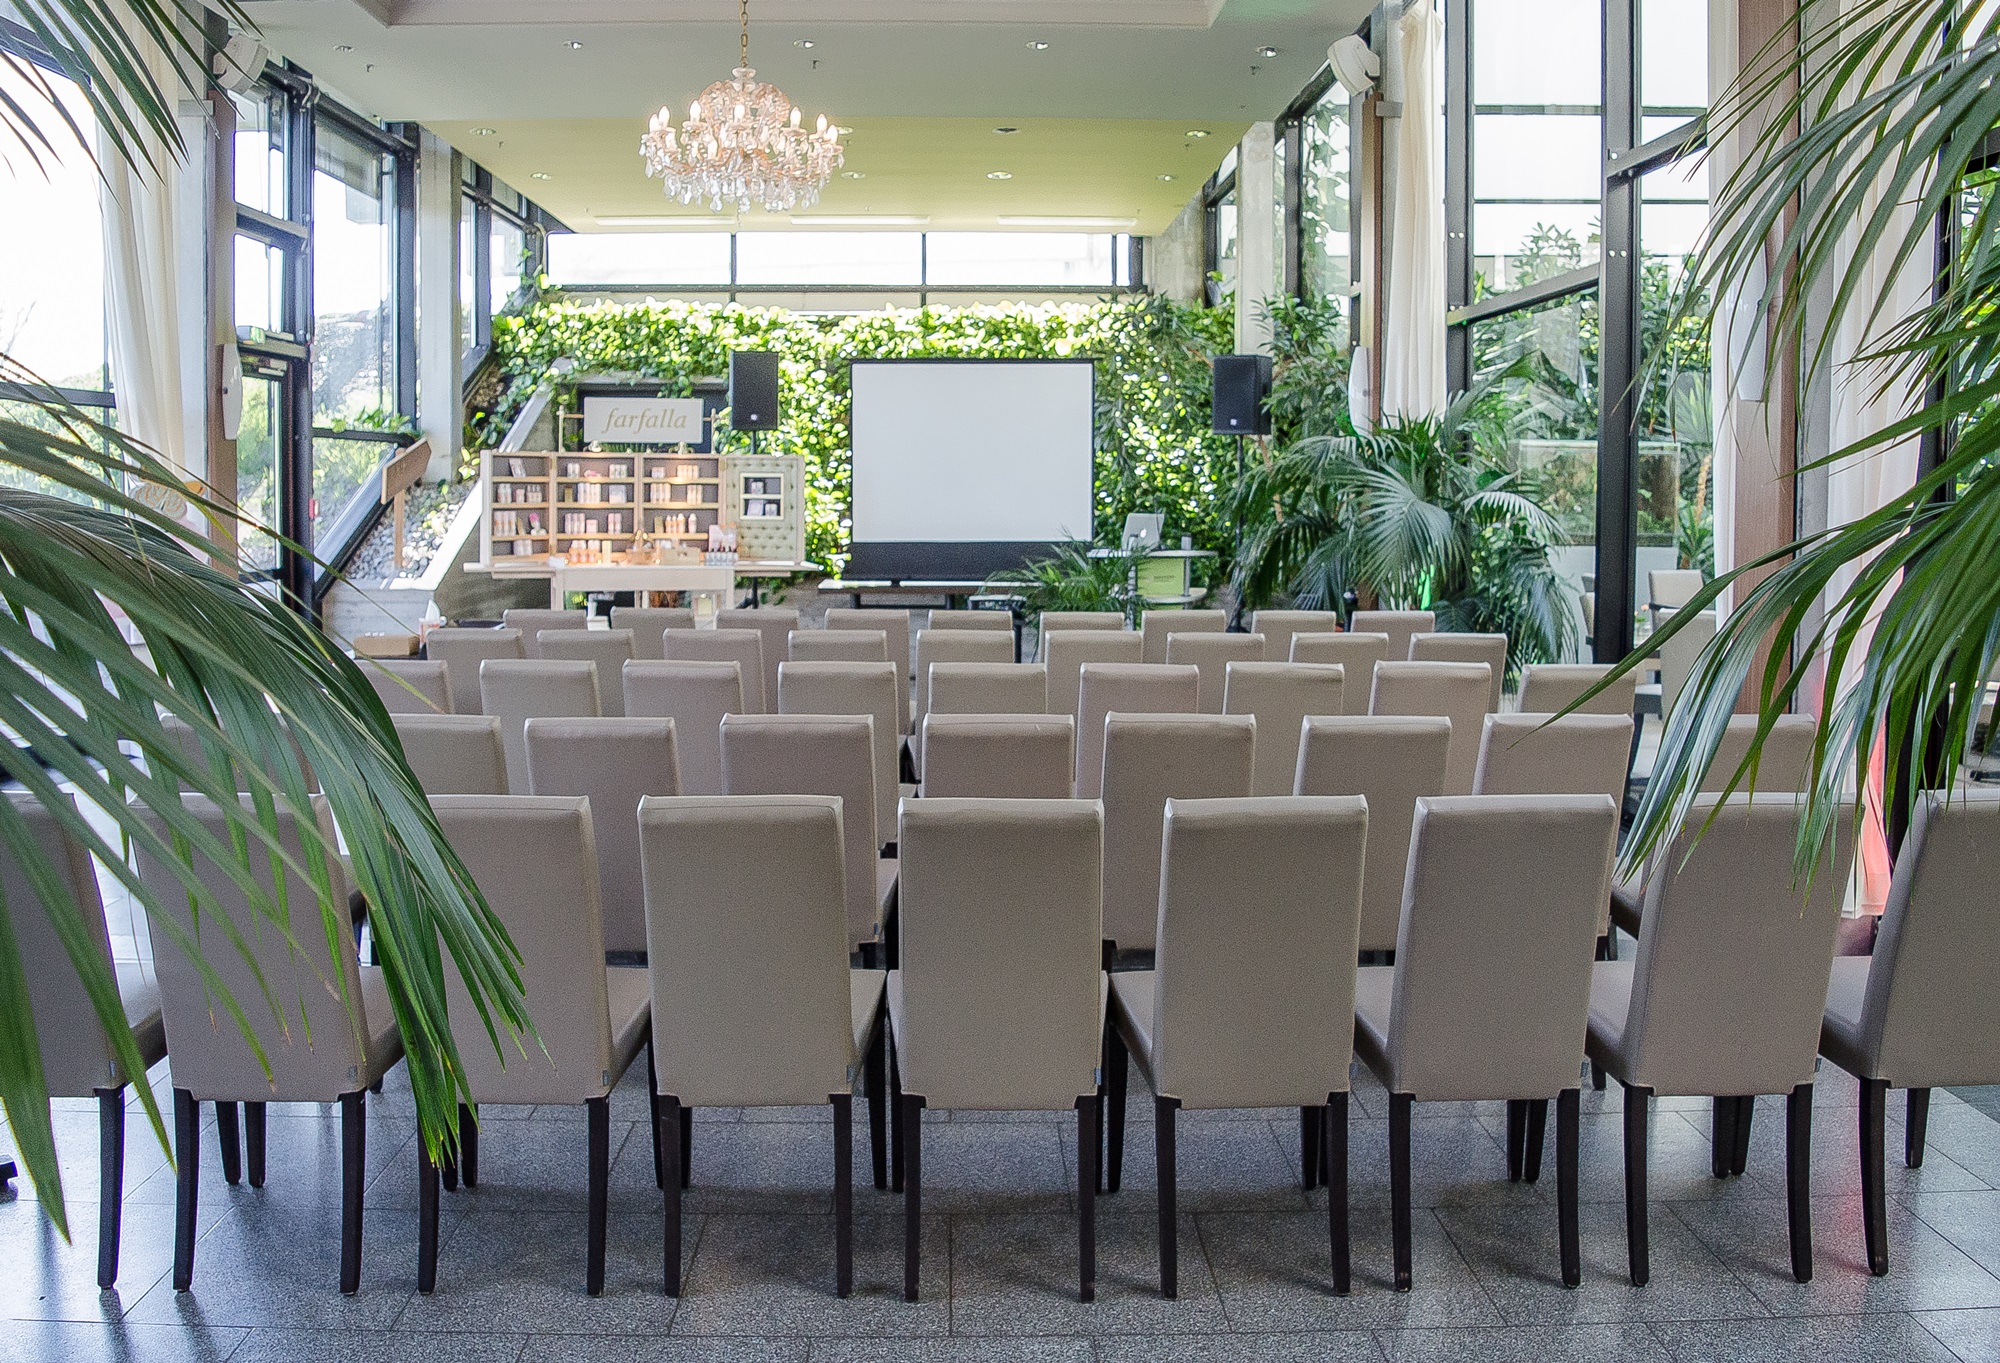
[475,560,820,608]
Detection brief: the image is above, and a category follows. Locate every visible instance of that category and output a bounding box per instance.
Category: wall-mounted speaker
[729,350,781,431]
[1212,354,1273,436]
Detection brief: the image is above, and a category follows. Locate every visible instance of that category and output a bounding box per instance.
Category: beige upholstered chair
[156,713,318,795]
[1140,607,1225,664]
[778,660,901,840]
[1035,611,1125,661]
[1165,631,1266,712]
[825,608,913,678]
[1290,633,1390,714]
[1106,796,1367,1298]
[503,607,588,656]
[6,793,167,1286]
[889,798,1107,1302]
[638,794,887,1297]
[135,796,402,1295]
[717,607,801,717]
[791,628,888,662]
[361,658,452,714]
[1222,661,1345,796]
[420,796,652,1297]
[622,660,746,796]
[1044,629,1144,719]
[1518,663,1639,717]
[925,608,1013,633]
[538,629,637,716]
[1657,607,1719,718]
[914,628,1013,734]
[1100,713,1254,957]
[720,713,886,952]
[919,714,1075,799]
[426,627,524,715]
[1075,662,1200,800]
[1350,609,1435,663]
[1648,567,1706,611]
[1821,789,2000,1277]
[1294,716,1451,953]
[1409,633,1508,713]
[1588,794,1854,1288]
[916,660,1049,775]
[1354,794,1618,1291]
[610,606,694,658]
[1370,660,1492,795]
[479,658,601,794]
[663,628,767,713]
[1248,609,1342,661]
[392,713,509,794]
[525,717,683,956]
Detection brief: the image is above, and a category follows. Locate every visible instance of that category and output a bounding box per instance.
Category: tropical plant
[0,5,528,1234]
[985,541,1138,618]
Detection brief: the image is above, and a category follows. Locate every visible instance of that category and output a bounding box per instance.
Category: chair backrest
[1409,633,1508,713]
[427,627,524,715]
[1248,609,1342,661]
[720,713,880,949]
[1075,662,1200,800]
[610,606,694,657]
[639,795,857,1107]
[1290,633,1390,714]
[1222,661,1346,796]
[790,628,887,662]
[362,658,452,714]
[392,713,509,794]
[919,714,1075,799]
[914,628,1014,727]
[928,661,1048,715]
[537,629,636,715]
[777,660,901,840]
[894,798,1103,1109]
[524,717,682,956]
[430,795,616,1104]
[1386,794,1618,1101]
[1473,714,1633,806]
[716,607,800,718]
[1649,568,1706,609]
[504,608,588,656]
[1657,608,1718,718]
[1623,794,1855,1096]
[1856,789,2000,1088]
[1101,713,1255,953]
[5,792,130,1095]
[663,628,767,713]
[1518,663,1638,717]
[136,796,376,1101]
[825,608,913,680]
[1035,611,1125,661]
[1165,632,1267,712]
[157,714,318,795]
[1141,607,1225,664]
[1581,591,1597,635]
[1369,660,1493,795]
[479,658,601,793]
[926,609,1013,634]
[1350,609,1434,662]
[1043,628,1145,718]
[622,660,745,796]
[1704,714,1815,794]
[1295,716,1452,952]
[1150,796,1367,1108]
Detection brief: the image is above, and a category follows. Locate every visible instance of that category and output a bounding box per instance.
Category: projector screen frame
[844,356,1098,581]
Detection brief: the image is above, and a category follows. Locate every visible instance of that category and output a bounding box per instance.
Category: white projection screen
[847,358,1095,578]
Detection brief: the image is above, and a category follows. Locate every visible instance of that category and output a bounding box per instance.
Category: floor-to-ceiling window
[459,161,549,376]
[1204,148,1240,308]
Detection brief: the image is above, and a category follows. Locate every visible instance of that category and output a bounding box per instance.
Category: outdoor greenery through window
[545,231,1136,290]
[1301,79,1352,302]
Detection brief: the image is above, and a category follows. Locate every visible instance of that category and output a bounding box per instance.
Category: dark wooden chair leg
[832,1093,854,1298]
[1156,1094,1180,1299]
[1523,1099,1548,1185]
[1730,1095,1754,1177]
[216,1101,242,1186]
[889,1039,906,1194]
[1077,1093,1098,1303]
[244,1102,266,1188]
[902,1093,925,1302]
[1860,1077,1889,1276]
[1557,1088,1580,1288]
[662,1095,683,1296]
[1506,1099,1526,1182]
[1711,1094,1737,1179]
[172,1089,199,1291]
[460,1103,479,1189]
[1907,1087,1931,1169]
[1787,1083,1813,1283]
[417,1139,440,1295]
[1591,1061,1607,1091]
[1326,1091,1349,1297]
[95,1088,125,1288]
[586,1096,610,1296]
[1603,929,1618,961]
[680,1105,693,1190]
[1390,1092,1413,1293]
[1623,1082,1650,1287]
[1301,1105,1322,1190]
[340,1090,365,1296]
[866,1014,888,1190]
[1105,1024,1129,1193]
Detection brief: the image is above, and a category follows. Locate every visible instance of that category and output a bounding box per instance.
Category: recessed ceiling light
[1158,173,1176,182]
[1186,129,1210,138]
[565,39,584,50]
[794,38,814,47]
[987,171,1014,180]
[840,170,866,179]
[994,126,1020,135]
[531,172,552,180]
[1026,40,1049,50]
[998,215,1138,228]
[471,126,496,136]
[1257,45,1281,57]
[334,44,353,53]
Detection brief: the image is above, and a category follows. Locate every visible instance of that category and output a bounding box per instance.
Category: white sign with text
[582,396,706,445]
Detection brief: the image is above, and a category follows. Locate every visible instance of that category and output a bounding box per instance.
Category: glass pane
[1301,82,1352,298]
[491,217,527,315]
[234,235,288,335]
[734,232,923,285]
[459,196,477,354]
[236,371,282,573]
[1643,0,1709,112]
[1471,114,1601,297]
[0,63,107,392]
[232,88,286,214]
[1213,192,1238,302]
[312,122,394,422]
[313,433,387,550]
[0,399,114,503]
[546,232,733,285]
[1639,162,1713,578]
[923,234,1118,285]
[1473,0,1601,105]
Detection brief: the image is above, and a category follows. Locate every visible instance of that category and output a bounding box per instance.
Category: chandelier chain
[739,0,749,69]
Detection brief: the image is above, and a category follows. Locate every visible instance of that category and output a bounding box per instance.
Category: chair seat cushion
[119,960,168,1076]
[607,966,653,1084]
[1819,955,1874,1079]
[357,966,407,1087]
[851,968,886,1056]
[1609,873,1644,937]
[1353,965,1395,1088]
[1585,960,1636,1079]
[1109,971,1156,1081]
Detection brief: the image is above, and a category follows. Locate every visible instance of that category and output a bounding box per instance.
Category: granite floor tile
[1914,1307,2000,1363]
[902,1120,1075,1215]
[392,1209,679,1333]
[1376,1321,1675,1362]
[1900,1190,2000,1276]
[1101,1108,1308,1213]
[666,1212,948,1337]
[1096,1329,1385,1360]
[519,1335,802,1363]
[0,1320,245,1363]
[419,1113,643,1214]
[0,1196,188,1322]
[812,1339,1091,1362]
[947,1211,1229,1336]
[1651,1311,1961,1362]
[227,1326,528,1361]
[1342,1116,1525,1211]
[122,1103,418,1214]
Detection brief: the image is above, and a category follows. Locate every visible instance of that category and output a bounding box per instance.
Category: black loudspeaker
[729,350,781,430]
[1212,353,1273,435]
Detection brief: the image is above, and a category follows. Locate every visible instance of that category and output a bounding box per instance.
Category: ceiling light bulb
[994,126,1019,135]
[531,172,552,180]
[334,44,353,53]
[794,38,815,47]
[987,170,1013,180]
[472,126,496,136]
[1186,129,1210,138]
[566,39,584,49]
[1158,173,1176,181]
[1258,45,1280,57]
[1026,40,1049,50]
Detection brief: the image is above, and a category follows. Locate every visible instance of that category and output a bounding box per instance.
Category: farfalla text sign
[582,396,707,445]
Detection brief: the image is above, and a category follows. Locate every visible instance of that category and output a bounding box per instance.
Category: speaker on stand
[1212,354,1273,620]
[729,350,781,457]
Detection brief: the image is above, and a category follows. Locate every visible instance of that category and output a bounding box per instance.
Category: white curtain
[1379,0,1447,422]
[97,30,190,474]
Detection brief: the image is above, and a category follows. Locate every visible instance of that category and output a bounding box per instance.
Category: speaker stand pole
[1231,434,1246,627]
[746,428,760,605]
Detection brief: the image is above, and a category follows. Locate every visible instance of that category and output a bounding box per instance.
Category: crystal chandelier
[639,0,844,213]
